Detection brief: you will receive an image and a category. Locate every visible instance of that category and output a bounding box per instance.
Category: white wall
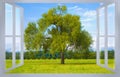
[115,0,120,74]
[5,0,114,4]
[0,0,5,75]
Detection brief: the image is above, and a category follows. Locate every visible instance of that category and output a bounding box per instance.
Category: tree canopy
[24,5,93,64]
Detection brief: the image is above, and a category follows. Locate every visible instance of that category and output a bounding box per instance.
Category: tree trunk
[61,52,64,64]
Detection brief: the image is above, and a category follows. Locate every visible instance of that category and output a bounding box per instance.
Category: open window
[96,3,115,70]
[4,2,116,73]
[1,0,120,77]
[5,3,24,71]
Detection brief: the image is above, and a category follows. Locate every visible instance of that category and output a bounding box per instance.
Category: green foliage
[24,5,93,64]
[32,33,44,50]
[6,50,115,59]
[6,52,12,59]
[108,50,114,59]
[38,5,92,54]
[50,33,69,54]
[78,30,93,50]
[24,5,92,52]
[24,22,38,50]
[100,50,114,59]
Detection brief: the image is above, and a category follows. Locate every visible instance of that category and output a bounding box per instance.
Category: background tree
[6,50,115,59]
[24,22,38,50]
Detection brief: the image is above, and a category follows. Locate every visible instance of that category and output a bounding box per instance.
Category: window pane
[99,7,105,35]
[15,37,21,65]
[15,37,21,52]
[108,4,115,35]
[5,37,13,69]
[99,37,105,64]
[15,7,21,35]
[5,3,13,35]
[5,37,13,52]
[108,37,115,69]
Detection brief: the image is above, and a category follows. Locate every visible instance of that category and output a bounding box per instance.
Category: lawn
[6,59,114,74]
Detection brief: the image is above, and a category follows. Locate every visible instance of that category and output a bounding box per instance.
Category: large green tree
[24,5,93,64]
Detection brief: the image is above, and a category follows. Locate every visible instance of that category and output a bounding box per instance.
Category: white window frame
[0,0,120,77]
[96,4,116,71]
[4,2,24,72]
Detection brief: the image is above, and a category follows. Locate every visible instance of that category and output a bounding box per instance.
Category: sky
[5,3,115,52]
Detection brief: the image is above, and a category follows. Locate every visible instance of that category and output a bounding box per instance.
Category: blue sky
[17,3,100,32]
[5,3,115,51]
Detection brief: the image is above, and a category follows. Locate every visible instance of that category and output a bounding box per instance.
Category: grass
[100,59,115,69]
[6,59,114,74]
[108,59,115,69]
[6,60,20,69]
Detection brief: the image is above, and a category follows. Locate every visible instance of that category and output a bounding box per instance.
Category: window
[5,3,24,70]
[0,0,118,77]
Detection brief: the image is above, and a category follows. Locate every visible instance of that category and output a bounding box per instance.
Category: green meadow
[6,59,114,73]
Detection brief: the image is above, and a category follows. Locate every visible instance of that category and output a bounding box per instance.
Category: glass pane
[5,37,13,69]
[15,37,21,64]
[15,7,21,35]
[15,37,21,52]
[5,3,13,35]
[108,4,115,35]
[108,37,115,69]
[99,7,105,35]
[99,37,105,64]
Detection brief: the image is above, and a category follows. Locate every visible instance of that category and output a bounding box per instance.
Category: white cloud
[75,7,83,11]
[81,18,94,22]
[57,3,63,6]
[68,6,79,10]
[82,22,93,27]
[68,6,85,15]
[83,10,96,17]
[108,3,115,8]
[68,5,96,19]
[69,6,96,22]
